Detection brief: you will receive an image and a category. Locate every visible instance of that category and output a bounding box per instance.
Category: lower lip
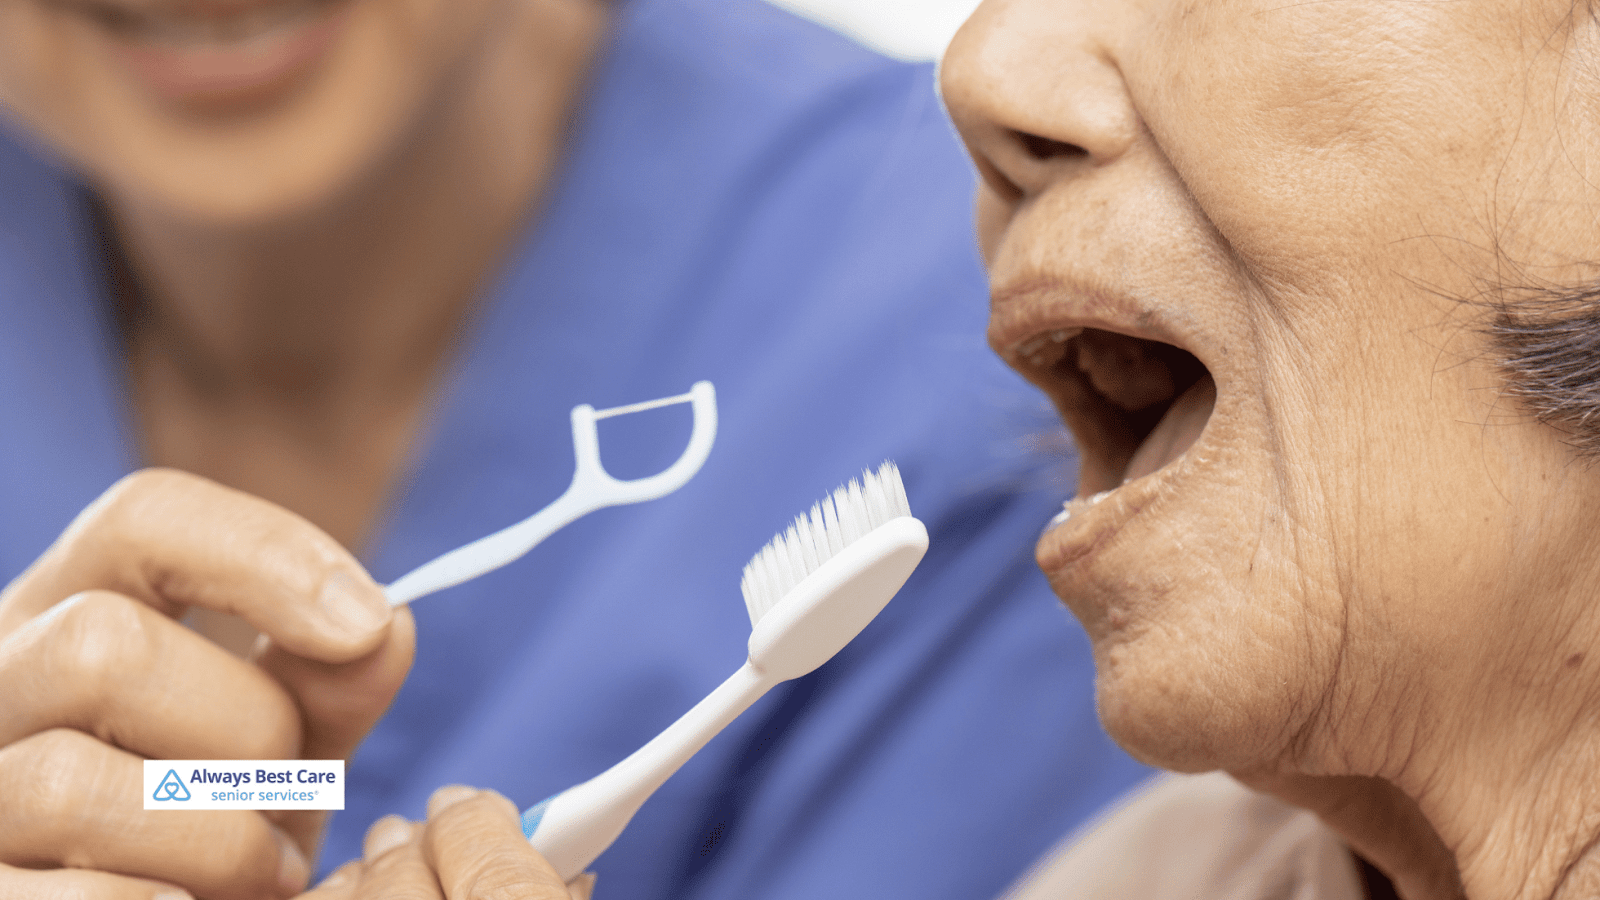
[1041,369,1217,560]
[104,4,349,109]
[1038,485,1147,573]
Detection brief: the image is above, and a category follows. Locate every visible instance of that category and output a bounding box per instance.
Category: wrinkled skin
[309,786,591,900]
[944,1,1600,898]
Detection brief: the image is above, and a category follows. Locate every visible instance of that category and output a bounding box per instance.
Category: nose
[941,0,1140,203]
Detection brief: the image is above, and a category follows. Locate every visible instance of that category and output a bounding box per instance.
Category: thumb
[423,788,572,900]
[254,606,416,860]
[256,605,416,762]
[566,872,596,900]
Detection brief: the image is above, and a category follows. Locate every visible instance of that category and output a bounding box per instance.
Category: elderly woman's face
[944,0,1600,775]
[0,0,504,219]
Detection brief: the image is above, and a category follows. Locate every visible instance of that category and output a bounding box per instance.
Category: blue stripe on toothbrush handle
[521,796,553,840]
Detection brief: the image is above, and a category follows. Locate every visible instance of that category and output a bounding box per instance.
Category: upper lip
[988,275,1211,374]
[987,273,1222,495]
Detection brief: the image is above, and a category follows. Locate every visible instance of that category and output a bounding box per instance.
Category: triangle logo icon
[153,769,192,802]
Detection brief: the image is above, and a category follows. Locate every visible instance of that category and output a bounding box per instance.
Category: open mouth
[1010,327,1216,501]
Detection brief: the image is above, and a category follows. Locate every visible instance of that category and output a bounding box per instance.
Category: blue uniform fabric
[0,0,1150,898]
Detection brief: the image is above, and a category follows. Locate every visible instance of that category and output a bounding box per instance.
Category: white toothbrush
[520,461,929,881]
[384,381,717,607]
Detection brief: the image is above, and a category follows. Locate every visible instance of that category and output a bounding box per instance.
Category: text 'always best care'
[143,760,344,810]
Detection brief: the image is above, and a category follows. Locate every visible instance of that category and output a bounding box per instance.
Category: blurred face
[0,0,509,220]
[944,0,1600,776]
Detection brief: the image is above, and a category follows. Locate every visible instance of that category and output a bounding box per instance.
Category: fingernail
[315,865,356,891]
[153,891,194,900]
[319,571,390,641]
[364,815,413,860]
[275,831,311,896]
[246,632,273,662]
[427,784,479,818]
[28,592,90,633]
[568,872,597,900]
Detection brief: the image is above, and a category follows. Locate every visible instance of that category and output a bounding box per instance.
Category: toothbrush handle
[522,662,773,882]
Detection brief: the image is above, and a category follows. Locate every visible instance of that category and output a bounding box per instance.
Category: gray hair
[1486,287,1600,456]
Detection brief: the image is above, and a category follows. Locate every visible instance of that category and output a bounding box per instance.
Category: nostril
[1016,131,1085,162]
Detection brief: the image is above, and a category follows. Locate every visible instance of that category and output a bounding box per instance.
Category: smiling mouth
[51,0,345,46]
[46,0,354,108]
[1009,326,1217,505]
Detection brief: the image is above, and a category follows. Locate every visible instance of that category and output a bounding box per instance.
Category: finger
[258,604,415,762]
[566,873,595,900]
[423,790,570,900]
[363,816,419,862]
[0,862,195,900]
[0,590,300,759]
[425,785,478,819]
[0,729,309,900]
[347,824,440,900]
[297,861,363,899]
[261,606,416,857]
[0,468,390,661]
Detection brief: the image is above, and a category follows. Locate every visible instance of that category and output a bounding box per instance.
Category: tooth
[1043,505,1073,533]
[1015,335,1049,358]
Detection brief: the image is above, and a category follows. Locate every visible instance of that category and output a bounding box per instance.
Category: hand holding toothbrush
[304,786,591,900]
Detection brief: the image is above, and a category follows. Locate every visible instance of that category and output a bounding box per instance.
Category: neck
[109,0,606,417]
[1244,624,1600,900]
[1416,711,1600,900]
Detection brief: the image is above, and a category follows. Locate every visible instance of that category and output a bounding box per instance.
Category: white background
[760,0,984,61]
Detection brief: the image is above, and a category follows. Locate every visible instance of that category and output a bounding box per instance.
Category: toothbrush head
[739,461,912,625]
[739,462,927,682]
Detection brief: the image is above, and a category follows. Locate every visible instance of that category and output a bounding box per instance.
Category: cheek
[0,8,94,150]
[1128,0,1526,299]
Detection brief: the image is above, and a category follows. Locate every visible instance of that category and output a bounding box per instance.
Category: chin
[99,113,393,226]
[1086,586,1326,777]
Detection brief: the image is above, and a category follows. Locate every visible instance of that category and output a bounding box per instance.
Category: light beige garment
[1003,773,1365,900]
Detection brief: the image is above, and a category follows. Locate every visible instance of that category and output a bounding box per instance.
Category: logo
[144,760,343,810]
[152,769,191,802]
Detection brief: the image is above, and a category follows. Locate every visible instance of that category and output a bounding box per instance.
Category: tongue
[1124,373,1215,483]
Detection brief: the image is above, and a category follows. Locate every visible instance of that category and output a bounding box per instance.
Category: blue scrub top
[0,1,1150,898]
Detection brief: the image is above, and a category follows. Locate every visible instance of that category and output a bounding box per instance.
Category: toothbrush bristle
[740,461,912,626]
